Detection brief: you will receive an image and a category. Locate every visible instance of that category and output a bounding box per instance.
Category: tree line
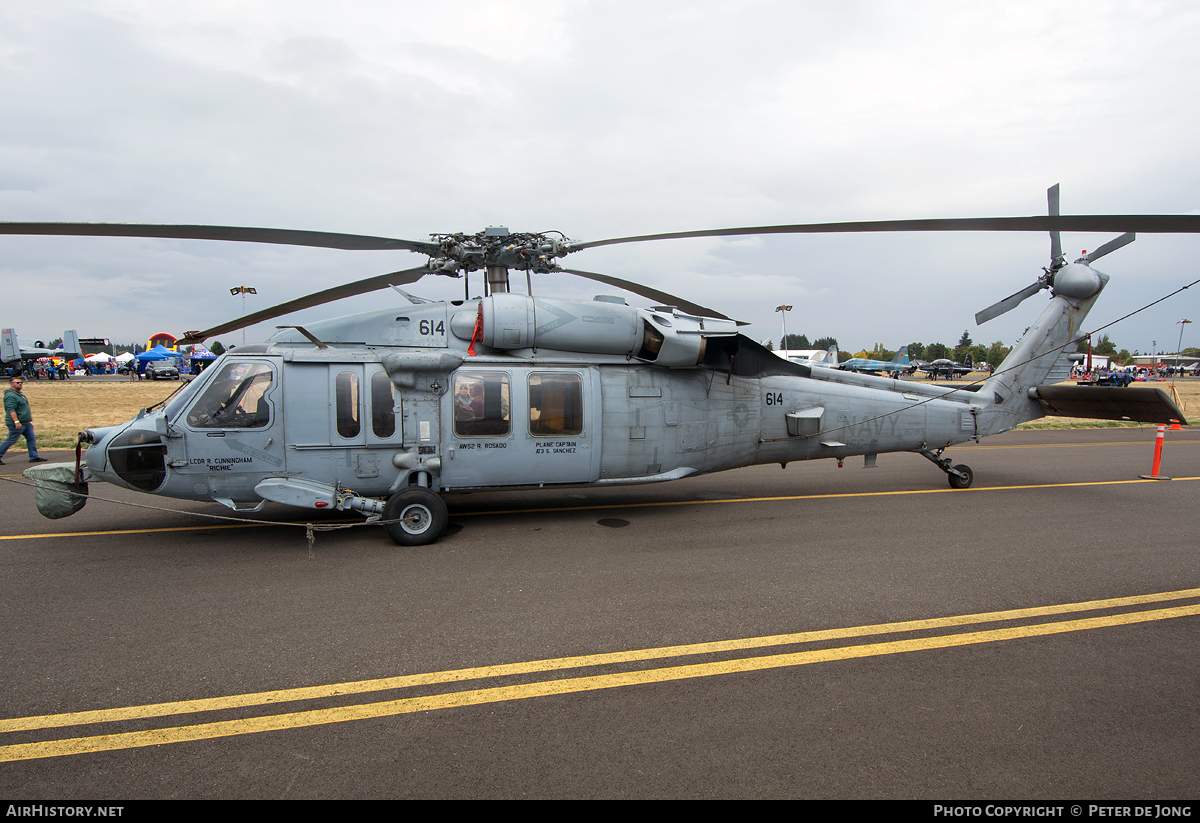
[774,330,1187,368]
[773,330,1012,367]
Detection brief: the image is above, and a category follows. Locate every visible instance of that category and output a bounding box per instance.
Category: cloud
[1,0,1198,353]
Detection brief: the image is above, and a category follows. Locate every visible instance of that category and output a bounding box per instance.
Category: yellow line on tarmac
[2,602,1197,763]
[2,586,1195,732]
[454,476,1200,517]
[951,439,1200,450]
[2,590,1197,738]
[3,477,1198,539]
[0,523,265,540]
[0,519,358,541]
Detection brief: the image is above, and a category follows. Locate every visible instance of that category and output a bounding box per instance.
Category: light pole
[230,286,257,347]
[776,304,793,360]
[1176,319,1191,373]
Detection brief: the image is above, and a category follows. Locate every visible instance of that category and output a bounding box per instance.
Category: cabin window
[529,372,583,436]
[186,361,273,429]
[335,371,360,438]
[453,371,510,436]
[371,371,396,438]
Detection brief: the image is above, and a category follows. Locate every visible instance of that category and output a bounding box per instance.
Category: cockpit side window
[186,362,274,429]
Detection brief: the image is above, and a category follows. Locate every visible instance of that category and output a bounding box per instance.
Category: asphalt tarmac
[1,426,1198,799]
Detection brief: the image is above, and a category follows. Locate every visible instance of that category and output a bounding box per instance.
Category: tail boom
[975,266,1109,436]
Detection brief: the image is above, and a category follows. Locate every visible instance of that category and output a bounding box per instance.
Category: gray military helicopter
[2,186,1193,544]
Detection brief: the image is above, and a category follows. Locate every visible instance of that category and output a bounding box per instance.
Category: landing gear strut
[918,448,973,489]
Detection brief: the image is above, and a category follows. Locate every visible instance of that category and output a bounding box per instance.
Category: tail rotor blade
[1048,184,1064,270]
[1078,232,1135,265]
[975,280,1048,325]
[977,187,1133,326]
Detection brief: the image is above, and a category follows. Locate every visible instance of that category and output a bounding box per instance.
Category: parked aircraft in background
[839,346,910,374]
[919,356,975,380]
[0,329,81,363]
[780,346,839,368]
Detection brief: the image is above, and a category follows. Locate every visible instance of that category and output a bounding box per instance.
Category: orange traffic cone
[1138,425,1171,480]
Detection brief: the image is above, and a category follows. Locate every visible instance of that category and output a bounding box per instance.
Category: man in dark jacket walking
[1,376,45,464]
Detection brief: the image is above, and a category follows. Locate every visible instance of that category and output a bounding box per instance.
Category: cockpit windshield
[160,360,215,422]
[186,361,274,428]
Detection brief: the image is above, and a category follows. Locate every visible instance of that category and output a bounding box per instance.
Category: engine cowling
[452,294,736,367]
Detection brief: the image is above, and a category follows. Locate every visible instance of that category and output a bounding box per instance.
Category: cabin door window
[335,370,361,439]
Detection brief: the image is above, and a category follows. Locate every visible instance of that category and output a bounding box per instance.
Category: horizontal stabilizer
[1033,385,1187,425]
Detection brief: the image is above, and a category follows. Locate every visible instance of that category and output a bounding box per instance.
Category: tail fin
[975,264,1109,436]
[0,329,18,363]
[891,345,909,365]
[62,330,81,357]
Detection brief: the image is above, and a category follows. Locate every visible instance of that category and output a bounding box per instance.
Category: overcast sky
[3,0,1199,356]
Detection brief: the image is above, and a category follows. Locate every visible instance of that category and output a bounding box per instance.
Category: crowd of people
[1,353,210,381]
[1071,362,1200,381]
[2,359,77,380]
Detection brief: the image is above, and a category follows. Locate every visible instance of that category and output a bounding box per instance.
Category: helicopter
[1,186,1193,545]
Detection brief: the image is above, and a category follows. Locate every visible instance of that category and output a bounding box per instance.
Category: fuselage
[82,297,987,506]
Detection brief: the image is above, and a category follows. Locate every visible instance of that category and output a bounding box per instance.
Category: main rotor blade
[180,265,431,343]
[571,215,1200,252]
[0,222,439,254]
[974,281,1048,326]
[1078,232,1135,264]
[557,268,734,321]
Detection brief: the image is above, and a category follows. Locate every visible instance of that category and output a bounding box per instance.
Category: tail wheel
[383,488,448,546]
[948,464,973,490]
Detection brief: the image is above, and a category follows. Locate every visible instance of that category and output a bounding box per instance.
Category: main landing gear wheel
[917,448,974,490]
[383,487,448,546]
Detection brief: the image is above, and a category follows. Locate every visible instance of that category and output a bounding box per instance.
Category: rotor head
[427,228,568,274]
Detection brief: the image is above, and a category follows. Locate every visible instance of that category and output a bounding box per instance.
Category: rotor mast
[485,265,510,293]
[484,227,511,293]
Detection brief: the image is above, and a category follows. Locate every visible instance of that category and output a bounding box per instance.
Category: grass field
[10,375,1196,450]
[907,372,1196,429]
[15,380,184,449]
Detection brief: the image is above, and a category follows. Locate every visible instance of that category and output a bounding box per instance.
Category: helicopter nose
[102,425,169,492]
[83,425,121,478]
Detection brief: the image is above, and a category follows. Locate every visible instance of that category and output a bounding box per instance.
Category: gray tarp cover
[23,462,87,519]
